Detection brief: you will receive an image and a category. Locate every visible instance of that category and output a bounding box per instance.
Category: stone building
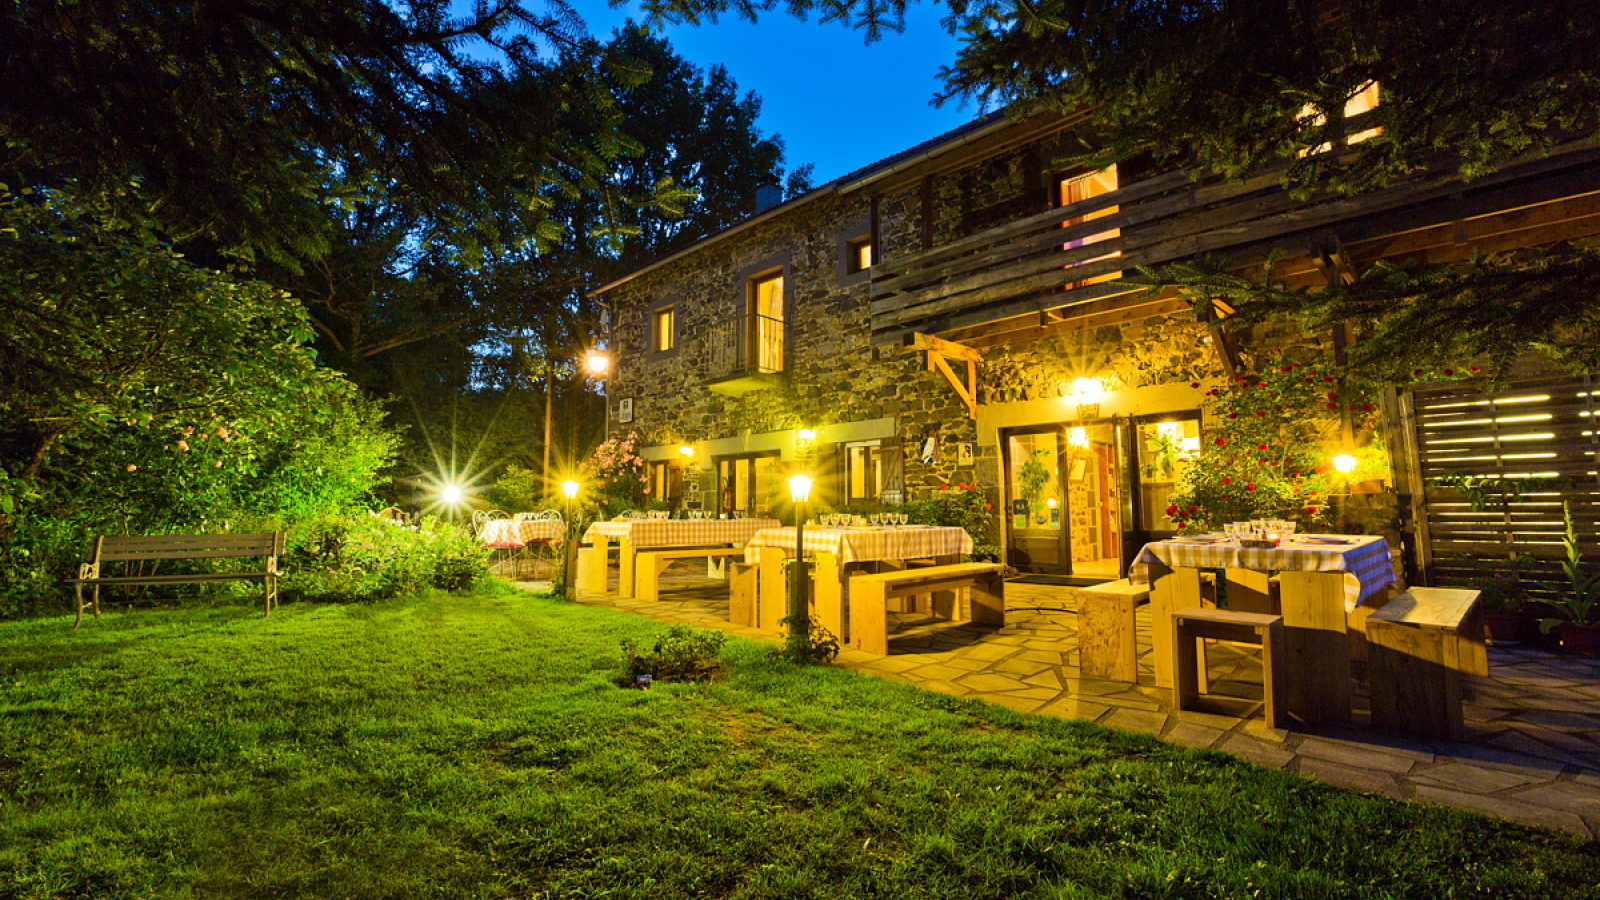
[591,108,1600,585]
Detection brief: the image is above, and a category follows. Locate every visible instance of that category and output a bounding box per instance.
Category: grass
[1,586,1596,900]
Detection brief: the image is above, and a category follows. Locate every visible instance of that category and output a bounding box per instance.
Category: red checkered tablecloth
[743,525,974,565]
[1132,534,1395,608]
[479,519,563,547]
[583,518,781,548]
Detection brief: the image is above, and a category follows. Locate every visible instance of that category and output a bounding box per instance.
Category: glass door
[1125,414,1202,547]
[716,452,782,518]
[1064,423,1124,579]
[1004,428,1066,574]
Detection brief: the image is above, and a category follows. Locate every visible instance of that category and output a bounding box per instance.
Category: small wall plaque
[617,397,633,423]
[956,443,974,465]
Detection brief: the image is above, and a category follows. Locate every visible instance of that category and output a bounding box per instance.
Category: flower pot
[1482,610,1523,646]
[1558,622,1600,656]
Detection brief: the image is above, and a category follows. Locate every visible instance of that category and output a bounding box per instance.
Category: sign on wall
[617,398,633,424]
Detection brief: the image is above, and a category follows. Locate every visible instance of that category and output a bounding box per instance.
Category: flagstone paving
[518,565,1600,839]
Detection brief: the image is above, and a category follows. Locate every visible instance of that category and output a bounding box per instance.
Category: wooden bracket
[1312,236,1359,286]
[905,333,981,418]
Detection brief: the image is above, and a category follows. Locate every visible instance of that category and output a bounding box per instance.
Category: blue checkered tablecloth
[1132,534,1396,608]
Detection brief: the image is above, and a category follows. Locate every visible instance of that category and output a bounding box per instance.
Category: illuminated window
[845,236,873,274]
[844,442,901,504]
[652,306,674,354]
[1299,81,1381,155]
[750,271,784,372]
[647,460,681,504]
[1059,164,1121,288]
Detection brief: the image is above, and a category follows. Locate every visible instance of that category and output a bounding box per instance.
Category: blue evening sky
[581,3,979,184]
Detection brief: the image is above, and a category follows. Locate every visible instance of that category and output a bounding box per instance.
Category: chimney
[753,182,783,213]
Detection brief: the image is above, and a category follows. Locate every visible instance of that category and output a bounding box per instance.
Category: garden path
[516,565,1600,839]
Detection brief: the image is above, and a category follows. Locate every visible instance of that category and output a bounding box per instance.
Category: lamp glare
[787,474,813,503]
[561,480,580,499]
[1332,454,1358,474]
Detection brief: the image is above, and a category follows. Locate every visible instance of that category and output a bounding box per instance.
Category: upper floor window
[1058,164,1121,288]
[845,236,873,274]
[750,270,785,373]
[1299,81,1381,155]
[652,305,675,354]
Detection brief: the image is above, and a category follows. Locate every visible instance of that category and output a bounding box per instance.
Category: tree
[938,0,1600,196]
[0,0,643,264]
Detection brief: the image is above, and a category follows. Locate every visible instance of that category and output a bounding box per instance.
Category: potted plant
[1477,568,1527,646]
[1536,502,1600,655]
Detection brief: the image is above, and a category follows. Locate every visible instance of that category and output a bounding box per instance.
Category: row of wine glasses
[818,513,910,527]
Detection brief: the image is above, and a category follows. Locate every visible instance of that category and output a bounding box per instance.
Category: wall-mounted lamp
[1332,454,1358,474]
[1069,377,1104,420]
[678,445,695,457]
[584,352,610,377]
[797,428,816,441]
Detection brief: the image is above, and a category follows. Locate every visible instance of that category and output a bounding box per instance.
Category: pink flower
[177,440,189,451]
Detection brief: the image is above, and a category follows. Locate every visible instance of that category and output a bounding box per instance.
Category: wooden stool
[728,561,757,626]
[1170,607,1287,729]
[1367,588,1485,740]
[1077,578,1149,682]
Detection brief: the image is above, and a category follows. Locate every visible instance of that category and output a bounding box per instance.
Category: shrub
[899,482,996,558]
[281,512,487,603]
[620,624,727,685]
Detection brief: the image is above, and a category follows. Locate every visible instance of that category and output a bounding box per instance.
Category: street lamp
[787,474,813,653]
[561,480,580,598]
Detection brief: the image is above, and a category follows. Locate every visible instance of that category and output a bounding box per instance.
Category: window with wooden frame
[651,305,675,354]
[748,270,785,373]
[715,452,782,516]
[1058,164,1121,289]
[845,235,873,274]
[843,440,903,505]
[646,460,682,505]
[1298,81,1382,156]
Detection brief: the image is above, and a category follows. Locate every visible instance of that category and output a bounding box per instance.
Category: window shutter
[881,438,905,506]
[814,442,842,509]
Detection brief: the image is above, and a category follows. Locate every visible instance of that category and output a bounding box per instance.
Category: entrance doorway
[1002,414,1200,579]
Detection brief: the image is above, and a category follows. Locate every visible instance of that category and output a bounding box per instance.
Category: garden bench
[634,546,745,601]
[848,562,1005,655]
[1366,587,1486,740]
[68,532,285,628]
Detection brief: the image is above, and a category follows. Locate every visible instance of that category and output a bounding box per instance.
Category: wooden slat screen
[1403,375,1600,596]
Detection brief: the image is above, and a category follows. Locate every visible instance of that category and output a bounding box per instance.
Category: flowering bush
[1166,354,1387,531]
[900,482,998,559]
[580,432,647,511]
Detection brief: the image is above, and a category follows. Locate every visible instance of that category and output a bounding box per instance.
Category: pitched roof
[587,110,1018,297]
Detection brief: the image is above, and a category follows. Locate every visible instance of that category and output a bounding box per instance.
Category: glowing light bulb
[1332,454,1358,474]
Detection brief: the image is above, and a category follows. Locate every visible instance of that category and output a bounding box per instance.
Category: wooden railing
[866,141,1600,345]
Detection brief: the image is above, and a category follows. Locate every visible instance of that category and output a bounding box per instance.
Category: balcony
[866,134,1600,347]
[704,313,786,396]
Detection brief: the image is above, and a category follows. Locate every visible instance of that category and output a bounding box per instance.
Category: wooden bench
[848,562,1005,655]
[1170,607,1287,729]
[634,546,745,601]
[1366,587,1486,740]
[1076,579,1149,683]
[68,532,285,628]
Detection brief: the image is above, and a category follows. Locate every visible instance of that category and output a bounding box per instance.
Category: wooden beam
[905,333,984,363]
[929,352,978,418]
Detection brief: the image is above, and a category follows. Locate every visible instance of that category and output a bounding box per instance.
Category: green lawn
[2,588,1595,900]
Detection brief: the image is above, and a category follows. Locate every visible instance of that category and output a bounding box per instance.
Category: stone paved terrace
[514,565,1600,840]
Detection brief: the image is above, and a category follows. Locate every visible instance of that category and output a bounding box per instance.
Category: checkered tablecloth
[479,518,563,547]
[583,518,781,548]
[743,526,974,565]
[1132,534,1395,607]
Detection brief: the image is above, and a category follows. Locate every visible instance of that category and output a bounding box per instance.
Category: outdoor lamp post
[787,474,813,647]
[561,480,580,598]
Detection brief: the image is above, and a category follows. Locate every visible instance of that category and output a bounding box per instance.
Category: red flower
[1190,381,1201,389]
[1308,490,1319,497]
[941,484,950,490]
[1324,377,1336,384]
[1280,365,1292,372]
[1327,392,1339,401]
[1326,403,1340,410]
[1360,403,1373,412]
[1177,522,1188,529]
[1246,483,1256,491]
[1222,477,1232,485]
[1443,369,1455,376]
[984,504,992,511]
[1237,375,1249,383]
[1166,505,1179,515]
[1215,438,1227,447]
[1305,506,1319,515]
[1258,444,1268,451]
[1188,505,1199,513]
[1470,367,1481,373]
[1228,412,1238,419]
[1413,369,1424,377]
